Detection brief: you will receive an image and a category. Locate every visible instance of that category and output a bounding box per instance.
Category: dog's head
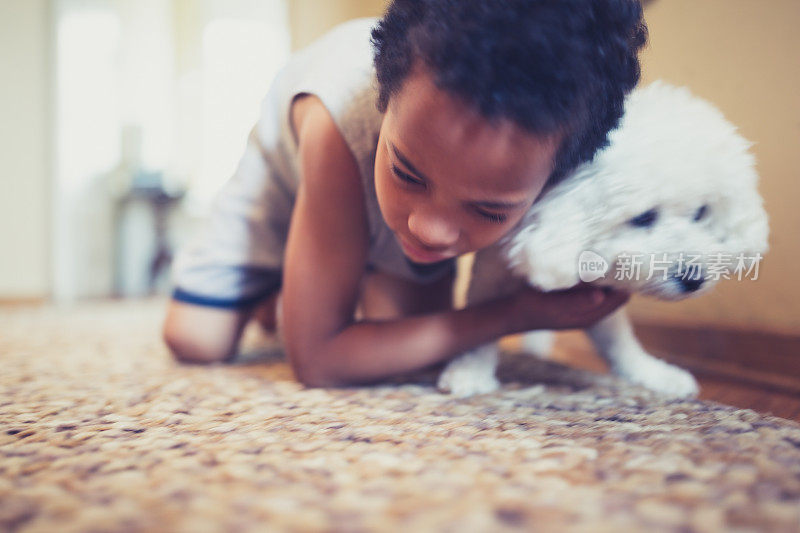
[505,81,769,300]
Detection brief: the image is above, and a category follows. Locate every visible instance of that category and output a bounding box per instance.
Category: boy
[164,0,646,386]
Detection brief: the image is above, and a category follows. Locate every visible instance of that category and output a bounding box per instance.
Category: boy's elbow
[162,318,235,365]
[287,344,343,388]
[291,361,338,388]
[294,368,335,388]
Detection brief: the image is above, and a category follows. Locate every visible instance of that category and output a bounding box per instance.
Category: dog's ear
[503,183,595,291]
[720,185,770,257]
[727,195,769,256]
[714,147,770,256]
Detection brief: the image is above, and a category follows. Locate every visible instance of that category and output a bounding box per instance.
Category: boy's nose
[408,210,460,249]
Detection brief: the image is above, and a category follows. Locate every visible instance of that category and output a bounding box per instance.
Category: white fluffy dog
[438,81,770,398]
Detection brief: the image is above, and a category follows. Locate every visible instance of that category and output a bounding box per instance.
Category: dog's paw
[438,366,501,397]
[615,354,699,398]
[438,346,501,397]
[519,330,555,359]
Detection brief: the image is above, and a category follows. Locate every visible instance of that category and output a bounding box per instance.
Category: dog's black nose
[677,275,704,292]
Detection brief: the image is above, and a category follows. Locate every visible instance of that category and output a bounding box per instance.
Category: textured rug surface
[1,300,799,532]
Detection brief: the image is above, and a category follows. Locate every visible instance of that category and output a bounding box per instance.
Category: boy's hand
[509,283,630,332]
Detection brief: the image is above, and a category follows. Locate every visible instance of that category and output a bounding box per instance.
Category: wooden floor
[520,326,800,423]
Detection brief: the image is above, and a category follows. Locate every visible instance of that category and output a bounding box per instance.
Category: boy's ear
[503,188,593,291]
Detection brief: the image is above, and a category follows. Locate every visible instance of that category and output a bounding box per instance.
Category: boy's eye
[474,208,508,224]
[391,165,425,187]
[389,161,507,224]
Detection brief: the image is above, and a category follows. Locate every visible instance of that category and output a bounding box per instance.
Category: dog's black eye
[629,208,658,227]
[693,204,709,222]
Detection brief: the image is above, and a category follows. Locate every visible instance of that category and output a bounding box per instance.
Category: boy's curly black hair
[371,0,648,186]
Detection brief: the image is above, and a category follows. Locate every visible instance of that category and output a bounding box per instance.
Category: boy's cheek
[470,218,525,253]
[374,171,404,228]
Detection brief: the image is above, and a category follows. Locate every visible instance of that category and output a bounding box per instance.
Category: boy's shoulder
[287,17,378,85]
[277,18,384,181]
[293,94,364,202]
[278,17,382,136]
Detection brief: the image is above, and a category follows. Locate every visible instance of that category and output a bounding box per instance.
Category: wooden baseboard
[505,325,800,420]
[632,323,800,397]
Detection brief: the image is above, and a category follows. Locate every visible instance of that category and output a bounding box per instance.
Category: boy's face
[375,65,559,264]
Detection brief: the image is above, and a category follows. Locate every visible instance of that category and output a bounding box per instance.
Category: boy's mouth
[397,235,452,263]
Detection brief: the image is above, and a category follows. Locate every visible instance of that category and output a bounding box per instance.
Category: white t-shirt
[171,18,455,308]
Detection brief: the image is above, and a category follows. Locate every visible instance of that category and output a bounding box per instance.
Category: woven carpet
[1,300,799,532]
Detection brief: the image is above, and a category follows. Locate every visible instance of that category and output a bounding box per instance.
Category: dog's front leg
[586,307,699,398]
[437,246,518,396]
[437,344,501,397]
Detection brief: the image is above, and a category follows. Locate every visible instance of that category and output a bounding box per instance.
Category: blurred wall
[0,1,51,299]
[627,0,800,335]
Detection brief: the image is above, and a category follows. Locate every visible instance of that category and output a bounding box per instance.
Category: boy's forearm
[293,294,525,387]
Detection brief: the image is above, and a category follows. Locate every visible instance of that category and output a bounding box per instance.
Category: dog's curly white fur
[438,81,770,398]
